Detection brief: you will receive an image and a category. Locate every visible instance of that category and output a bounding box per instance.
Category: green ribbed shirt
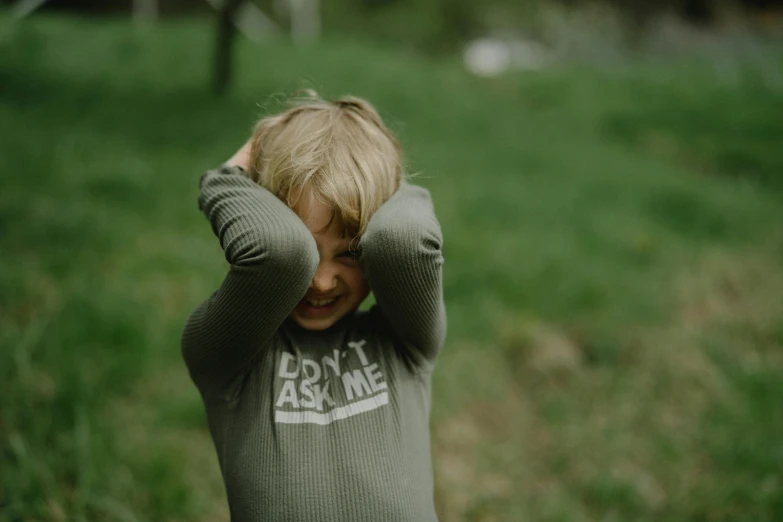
[181,165,446,521]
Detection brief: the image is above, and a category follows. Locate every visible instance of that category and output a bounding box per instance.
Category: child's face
[290,197,370,330]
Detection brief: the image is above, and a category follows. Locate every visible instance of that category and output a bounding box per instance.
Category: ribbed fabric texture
[181,166,446,522]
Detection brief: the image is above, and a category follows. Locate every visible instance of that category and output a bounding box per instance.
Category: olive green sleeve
[360,183,446,366]
[181,165,318,395]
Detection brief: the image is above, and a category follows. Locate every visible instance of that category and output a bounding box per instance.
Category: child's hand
[225,139,252,171]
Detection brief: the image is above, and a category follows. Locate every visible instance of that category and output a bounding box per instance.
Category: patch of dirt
[496,315,583,382]
[676,246,783,349]
[433,405,518,521]
[432,369,549,522]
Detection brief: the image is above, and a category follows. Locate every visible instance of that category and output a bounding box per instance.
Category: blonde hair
[247,90,402,239]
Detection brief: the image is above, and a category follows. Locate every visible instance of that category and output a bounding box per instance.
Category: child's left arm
[360,183,446,364]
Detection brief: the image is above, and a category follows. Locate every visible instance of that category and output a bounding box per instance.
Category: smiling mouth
[296,295,342,319]
[304,296,340,308]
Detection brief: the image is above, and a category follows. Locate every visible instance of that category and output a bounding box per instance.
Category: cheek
[340,265,369,294]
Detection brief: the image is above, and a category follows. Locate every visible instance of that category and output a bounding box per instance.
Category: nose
[310,262,338,294]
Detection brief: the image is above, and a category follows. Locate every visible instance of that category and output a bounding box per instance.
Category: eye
[338,250,361,262]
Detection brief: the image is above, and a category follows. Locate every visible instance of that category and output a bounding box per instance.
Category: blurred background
[1,0,782,520]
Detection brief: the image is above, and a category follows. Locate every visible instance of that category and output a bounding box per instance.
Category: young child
[181,91,446,521]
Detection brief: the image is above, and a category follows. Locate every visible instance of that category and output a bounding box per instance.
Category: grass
[1,11,782,522]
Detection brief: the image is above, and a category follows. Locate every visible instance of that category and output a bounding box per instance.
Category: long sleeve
[181,165,318,395]
[360,183,446,365]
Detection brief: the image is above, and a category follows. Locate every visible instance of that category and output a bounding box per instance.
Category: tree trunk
[214,0,245,96]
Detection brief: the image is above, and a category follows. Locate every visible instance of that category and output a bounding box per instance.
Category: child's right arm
[181,161,318,396]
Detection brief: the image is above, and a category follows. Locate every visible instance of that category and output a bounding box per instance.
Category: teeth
[306,297,338,307]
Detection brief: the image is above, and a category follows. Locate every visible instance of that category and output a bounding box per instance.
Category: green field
[2,12,782,522]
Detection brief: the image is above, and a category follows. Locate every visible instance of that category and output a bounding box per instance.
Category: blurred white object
[11,0,50,19]
[203,0,281,42]
[289,0,320,45]
[133,0,158,25]
[236,0,281,42]
[464,38,548,77]
[464,38,512,77]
